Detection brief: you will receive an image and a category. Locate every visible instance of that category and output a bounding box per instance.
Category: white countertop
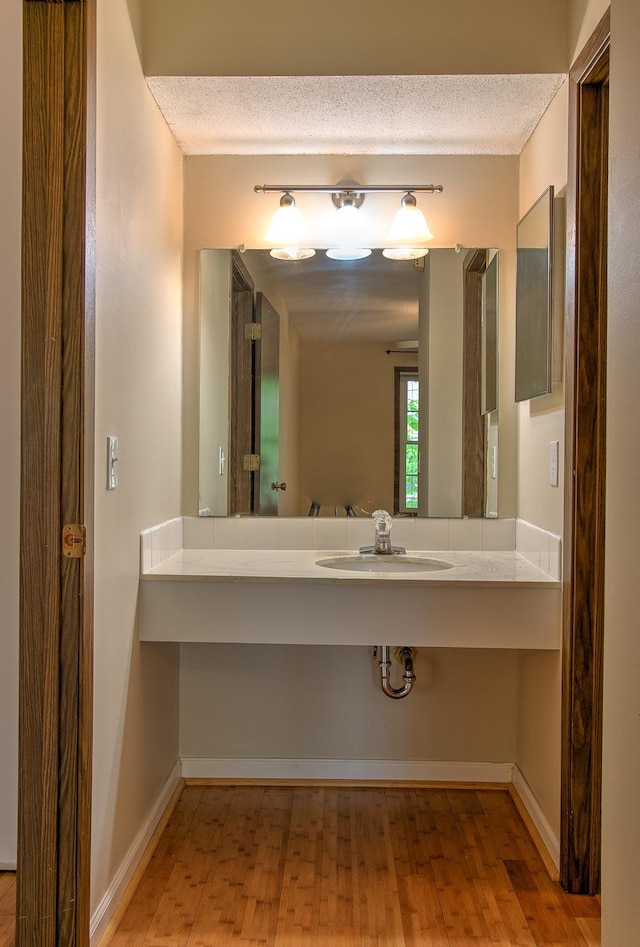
[141,548,559,589]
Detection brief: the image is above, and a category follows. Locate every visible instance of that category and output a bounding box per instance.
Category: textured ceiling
[146,74,565,156]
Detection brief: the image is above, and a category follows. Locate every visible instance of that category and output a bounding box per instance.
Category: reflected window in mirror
[395,369,420,514]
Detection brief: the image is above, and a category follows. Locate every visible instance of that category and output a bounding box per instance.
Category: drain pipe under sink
[376,645,416,699]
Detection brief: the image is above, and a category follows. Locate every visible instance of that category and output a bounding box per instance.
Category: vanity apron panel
[138,580,561,649]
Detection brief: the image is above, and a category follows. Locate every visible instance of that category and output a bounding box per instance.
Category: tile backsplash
[142,516,522,569]
[516,519,562,581]
[140,516,183,573]
[142,516,561,579]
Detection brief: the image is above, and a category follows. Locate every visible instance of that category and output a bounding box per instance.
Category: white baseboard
[0,860,16,871]
[89,759,182,946]
[181,757,515,784]
[511,764,560,870]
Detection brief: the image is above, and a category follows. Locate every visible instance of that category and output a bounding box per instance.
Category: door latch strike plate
[63,523,86,558]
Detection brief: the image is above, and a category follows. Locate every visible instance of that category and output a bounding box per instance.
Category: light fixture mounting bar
[254,184,443,194]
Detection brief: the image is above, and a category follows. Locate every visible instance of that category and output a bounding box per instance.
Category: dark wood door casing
[561,7,610,896]
[19,1,95,945]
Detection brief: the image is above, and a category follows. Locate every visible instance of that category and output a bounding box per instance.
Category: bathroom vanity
[139,522,561,650]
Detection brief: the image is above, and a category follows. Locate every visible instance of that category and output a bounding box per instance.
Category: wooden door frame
[561,8,610,895]
[18,1,95,944]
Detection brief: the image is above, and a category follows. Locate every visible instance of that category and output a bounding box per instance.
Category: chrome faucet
[359,509,406,556]
[372,509,393,554]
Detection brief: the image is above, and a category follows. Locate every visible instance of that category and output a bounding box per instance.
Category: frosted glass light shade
[326,247,372,261]
[270,247,316,261]
[382,247,430,261]
[387,200,434,244]
[326,203,371,261]
[331,204,366,242]
[265,201,309,246]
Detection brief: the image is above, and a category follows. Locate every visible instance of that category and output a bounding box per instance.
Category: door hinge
[243,453,261,471]
[62,523,86,559]
[245,322,262,341]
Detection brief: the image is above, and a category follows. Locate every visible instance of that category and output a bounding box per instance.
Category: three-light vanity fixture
[254,182,443,262]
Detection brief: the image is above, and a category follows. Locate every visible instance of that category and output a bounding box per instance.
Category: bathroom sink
[315,554,454,574]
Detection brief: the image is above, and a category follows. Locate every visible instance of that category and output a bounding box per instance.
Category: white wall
[92,0,183,915]
[602,0,640,939]
[0,0,21,869]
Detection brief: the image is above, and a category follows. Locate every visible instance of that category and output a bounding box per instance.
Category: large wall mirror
[199,246,499,518]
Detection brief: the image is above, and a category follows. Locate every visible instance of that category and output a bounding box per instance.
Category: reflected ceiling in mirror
[243,248,424,343]
[198,247,499,519]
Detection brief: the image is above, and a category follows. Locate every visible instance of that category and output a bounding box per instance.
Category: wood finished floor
[0,871,15,947]
[103,784,600,947]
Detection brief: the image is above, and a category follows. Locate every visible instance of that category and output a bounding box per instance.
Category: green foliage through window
[397,373,419,512]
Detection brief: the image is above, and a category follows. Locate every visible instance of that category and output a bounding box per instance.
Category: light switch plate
[549,440,559,487]
[107,435,119,490]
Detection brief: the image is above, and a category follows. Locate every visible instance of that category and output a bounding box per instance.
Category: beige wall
[517,81,568,536]
[182,153,520,518]
[570,0,611,61]
[0,0,21,869]
[180,645,519,765]
[418,256,431,511]
[603,0,640,939]
[199,250,231,514]
[425,250,464,517]
[517,651,562,836]
[297,341,412,515]
[514,78,570,850]
[142,0,571,76]
[273,306,301,516]
[91,0,183,914]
